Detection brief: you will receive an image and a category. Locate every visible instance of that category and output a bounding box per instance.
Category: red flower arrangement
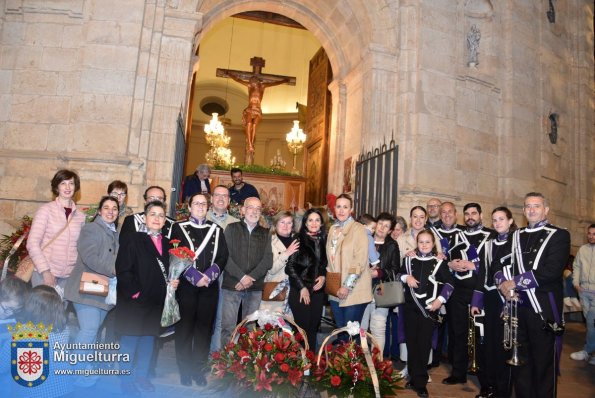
[0,215,32,274]
[311,340,402,398]
[210,317,313,397]
[168,239,195,260]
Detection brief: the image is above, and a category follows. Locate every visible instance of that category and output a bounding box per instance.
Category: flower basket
[311,322,402,398]
[0,216,32,280]
[210,310,314,397]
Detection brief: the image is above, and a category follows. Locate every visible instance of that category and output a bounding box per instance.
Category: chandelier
[204,113,234,167]
[286,120,307,175]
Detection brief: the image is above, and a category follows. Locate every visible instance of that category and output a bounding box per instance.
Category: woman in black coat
[170,193,228,387]
[116,201,178,395]
[285,208,327,351]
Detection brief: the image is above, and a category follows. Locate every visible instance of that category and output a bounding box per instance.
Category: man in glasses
[119,185,174,246]
[219,197,272,345]
[207,185,239,353]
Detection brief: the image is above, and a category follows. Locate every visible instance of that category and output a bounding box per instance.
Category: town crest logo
[8,321,51,387]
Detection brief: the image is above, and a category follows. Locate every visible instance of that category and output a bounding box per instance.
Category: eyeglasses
[147,196,165,202]
[191,202,209,207]
[245,206,262,212]
[110,192,127,198]
[147,212,166,219]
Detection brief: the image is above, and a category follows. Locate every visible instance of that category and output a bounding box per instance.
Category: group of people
[0,166,590,398]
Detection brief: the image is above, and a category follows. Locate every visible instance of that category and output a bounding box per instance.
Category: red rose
[330,375,342,387]
[264,343,273,351]
[280,363,290,372]
[264,323,273,331]
[274,352,285,363]
[211,351,221,360]
[295,332,304,341]
[238,326,248,335]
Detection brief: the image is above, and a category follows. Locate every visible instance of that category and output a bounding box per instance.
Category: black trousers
[175,280,219,377]
[445,289,472,380]
[288,287,324,352]
[404,303,435,389]
[483,289,512,396]
[512,306,557,398]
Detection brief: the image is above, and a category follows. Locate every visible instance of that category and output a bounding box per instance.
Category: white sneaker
[570,350,589,361]
[399,365,408,379]
[589,356,595,365]
[428,375,432,383]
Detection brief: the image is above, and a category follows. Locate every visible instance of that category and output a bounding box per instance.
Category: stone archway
[181,0,400,195]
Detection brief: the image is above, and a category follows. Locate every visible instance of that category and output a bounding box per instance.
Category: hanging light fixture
[286,120,307,175]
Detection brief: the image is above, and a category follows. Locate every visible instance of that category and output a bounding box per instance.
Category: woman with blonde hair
[259,211,299,313]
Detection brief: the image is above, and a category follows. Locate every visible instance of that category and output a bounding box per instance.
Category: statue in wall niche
[467,25,481,67]
[548,112,558,144]
[217,57,296,165]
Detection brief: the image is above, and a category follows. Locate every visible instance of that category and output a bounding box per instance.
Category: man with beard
[462,203,495,397]
[497,192,570,397]
[426,198,443,229]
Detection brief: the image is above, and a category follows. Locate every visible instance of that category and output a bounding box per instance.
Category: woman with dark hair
[472,206,517,398]
[116,201,179,395]
[64,196,119,346]
[326,194,372,342]
[285,208,327,350]
[107,180,133,230]
[259,211,299,313]
[170,193,228,387]
[27,169,86,292]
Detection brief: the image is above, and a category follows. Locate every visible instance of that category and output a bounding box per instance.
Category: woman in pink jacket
[26,169,86,293]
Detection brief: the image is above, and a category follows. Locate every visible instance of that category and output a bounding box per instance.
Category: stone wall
[0,0,592,249]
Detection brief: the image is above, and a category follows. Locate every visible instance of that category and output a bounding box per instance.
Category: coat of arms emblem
[8,321,51,387]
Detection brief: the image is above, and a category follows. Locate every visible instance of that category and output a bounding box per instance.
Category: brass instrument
[502,290,524,366]
[468,307,479,374]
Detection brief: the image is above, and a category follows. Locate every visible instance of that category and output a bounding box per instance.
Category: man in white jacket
[570,223,595,365]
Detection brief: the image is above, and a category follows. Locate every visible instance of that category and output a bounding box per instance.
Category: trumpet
[468,307,479,374]
[502,290,524,366]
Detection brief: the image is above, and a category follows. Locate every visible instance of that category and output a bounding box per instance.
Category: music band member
[496,192,570,398]
[399,230,454,397]
[170,193,228,386]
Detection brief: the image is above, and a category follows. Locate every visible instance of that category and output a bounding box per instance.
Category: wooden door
[304,47,332,206]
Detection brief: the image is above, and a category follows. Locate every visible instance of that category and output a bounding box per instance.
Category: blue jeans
[329,301,368,343]
[119,335,154,379]
[73,303,107,344]
[220,288,262,346]
[210,274,224,353]
[580,290,595,353]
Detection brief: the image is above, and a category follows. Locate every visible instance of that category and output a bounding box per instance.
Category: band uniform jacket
[170,219,229,290]
[496,223,570,318]
[119,211,174,246]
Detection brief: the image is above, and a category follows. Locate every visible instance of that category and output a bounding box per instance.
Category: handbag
[14,219,72,283]
[324,272,342,296]
[79,272,109,297]
[262,281,287,301]
[373,270,405,307]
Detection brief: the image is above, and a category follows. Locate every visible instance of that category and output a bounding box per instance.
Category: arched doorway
[177,0,399,206]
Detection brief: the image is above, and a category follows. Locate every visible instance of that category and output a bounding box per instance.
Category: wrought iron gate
[354,139,398,217]
[170,110,186,217]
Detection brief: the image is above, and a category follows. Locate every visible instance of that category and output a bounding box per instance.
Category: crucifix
[217,57,296,165]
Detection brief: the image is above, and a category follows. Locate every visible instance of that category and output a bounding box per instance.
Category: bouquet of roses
[310,322,402,398]
[210,310,313,397]
[160,239,195,327]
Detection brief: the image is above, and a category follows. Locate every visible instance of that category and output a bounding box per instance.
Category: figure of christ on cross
[217,57,296,165]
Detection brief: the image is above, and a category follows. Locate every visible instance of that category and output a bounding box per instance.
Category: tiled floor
[67,319,594,397]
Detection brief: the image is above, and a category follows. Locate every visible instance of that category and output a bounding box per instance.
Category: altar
[210,169,306,211]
